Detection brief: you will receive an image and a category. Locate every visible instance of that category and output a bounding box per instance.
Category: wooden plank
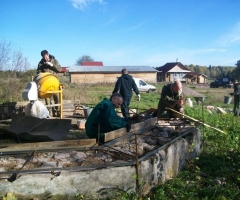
[216,107,227,114]
[0,139,96,153]
[166,107,226,134]
[104,117,157,142]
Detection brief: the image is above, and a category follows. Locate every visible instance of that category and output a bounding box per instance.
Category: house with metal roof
[68,65,158,84]
[156,62,191,82]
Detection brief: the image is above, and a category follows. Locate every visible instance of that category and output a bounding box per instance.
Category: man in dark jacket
[36,50,62,117]
[157,80,184,118]
[112,68,140,118]
[85,93,131,143]
[230,79,240,116]
[37,50,62,74]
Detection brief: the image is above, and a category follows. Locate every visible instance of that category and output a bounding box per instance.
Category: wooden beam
[0,139,96,154]
[104,117,157,142]
[216,107,227,114]
[165,107,226,134]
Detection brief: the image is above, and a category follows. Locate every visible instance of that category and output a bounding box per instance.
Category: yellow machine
[20,73,72,142]
[34,72,63,118]
[35,72,60,99]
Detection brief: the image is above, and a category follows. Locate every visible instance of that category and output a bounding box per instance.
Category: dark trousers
[121,96,131,118]
[45,93,59,113]
[233,95,239,116]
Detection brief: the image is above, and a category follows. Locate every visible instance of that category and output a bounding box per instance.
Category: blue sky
[1,0,240,69]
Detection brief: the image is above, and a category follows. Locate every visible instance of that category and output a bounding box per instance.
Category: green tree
[76,55,94,66]
[196,66,203,74]
[232,60,240,80]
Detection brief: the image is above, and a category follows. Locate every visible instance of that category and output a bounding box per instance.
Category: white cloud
[201,48,226,52]
[218,22,240,46]
[120,22,146,33]
[69,0,106,10]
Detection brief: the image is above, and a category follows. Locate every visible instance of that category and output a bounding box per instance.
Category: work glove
[122,117,128,122]
[46,62,53,67]
[137,94,141,101]
[126,123,131,132]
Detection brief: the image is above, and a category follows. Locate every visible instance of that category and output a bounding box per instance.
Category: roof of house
[81,62,103,66]
[61,67,68,73]
[69,66,158,73]
[156,62,191,73]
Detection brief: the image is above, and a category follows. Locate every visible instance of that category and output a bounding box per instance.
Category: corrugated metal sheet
[69,66,158,73]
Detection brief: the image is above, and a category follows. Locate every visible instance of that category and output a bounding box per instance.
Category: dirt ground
[182,86,205,97]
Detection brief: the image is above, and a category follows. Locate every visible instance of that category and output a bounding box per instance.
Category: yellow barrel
[34,72,60,99]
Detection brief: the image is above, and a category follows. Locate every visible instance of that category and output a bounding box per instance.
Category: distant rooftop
[69,66,158,73]
[81,62,103,66]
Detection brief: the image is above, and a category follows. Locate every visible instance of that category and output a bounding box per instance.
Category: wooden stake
[165,107,226,134]
[98,124,100,148]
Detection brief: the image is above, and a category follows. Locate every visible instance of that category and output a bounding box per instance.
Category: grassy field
[59,75,234,110]
[60,80,239,200]
[1,77,239,200]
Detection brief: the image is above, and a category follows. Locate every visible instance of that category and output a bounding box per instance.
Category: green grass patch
[149,107,240,200]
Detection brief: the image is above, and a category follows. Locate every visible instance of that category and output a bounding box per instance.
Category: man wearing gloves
[85,93,131,143]
[157,79,184,118]
[112,68,140,118]
[36,50,62,117]
[230,79,240,116]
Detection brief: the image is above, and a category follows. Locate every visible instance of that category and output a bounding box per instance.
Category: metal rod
[101,144,135,158]
[98,124,100,149]
[134,134,140,191]
[96,148,131,162]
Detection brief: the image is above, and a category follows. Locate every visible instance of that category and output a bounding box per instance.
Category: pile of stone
[0,119,190,172]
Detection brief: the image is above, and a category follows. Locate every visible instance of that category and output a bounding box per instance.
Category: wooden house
[156,62,191,82]
[186,72,208,84]
[68,65,158,84]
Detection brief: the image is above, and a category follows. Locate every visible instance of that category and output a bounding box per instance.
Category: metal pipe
[134,134,140,191]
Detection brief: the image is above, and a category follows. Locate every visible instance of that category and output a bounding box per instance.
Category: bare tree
[0,40,30,72]
[76,55,94,66]
[0,40,31,102]
[0,40,11,71]
[11,50,30,71]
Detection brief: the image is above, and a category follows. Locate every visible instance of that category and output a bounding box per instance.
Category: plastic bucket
[224,96,232,104]
[77,120,86,130]
[186,98,193,107]
[84,108,93,118]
